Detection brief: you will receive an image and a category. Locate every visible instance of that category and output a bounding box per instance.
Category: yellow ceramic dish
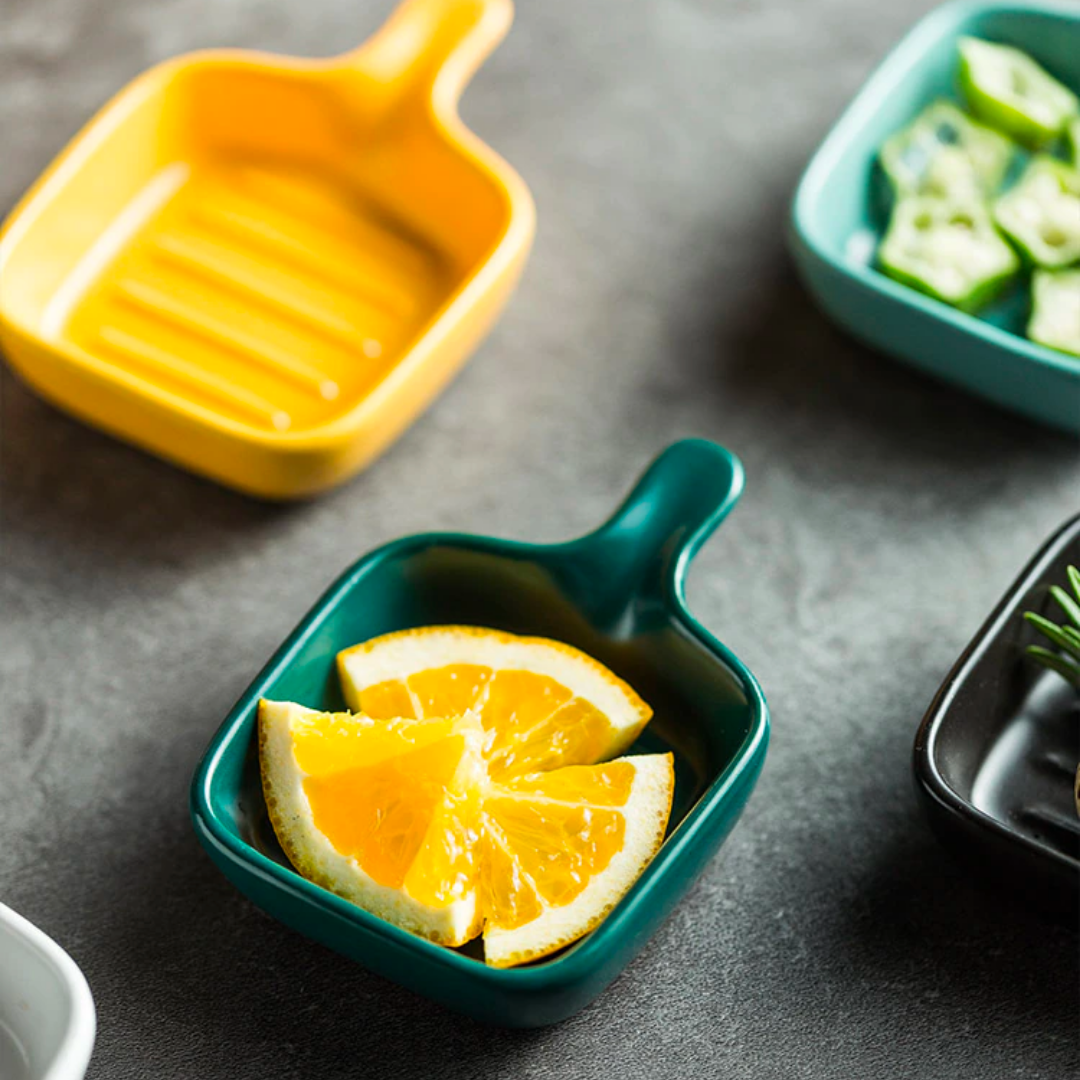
[0,0,534,497]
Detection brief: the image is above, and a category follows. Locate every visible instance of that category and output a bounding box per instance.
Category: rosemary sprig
[1023,565,1080,689]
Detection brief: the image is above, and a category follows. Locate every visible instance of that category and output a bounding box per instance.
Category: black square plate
[914,514,1080,918]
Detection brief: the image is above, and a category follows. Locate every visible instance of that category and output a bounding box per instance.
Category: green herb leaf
[1021,565,1080,690]
[1024,645,1080,688]
[1050,583,1080,631]
[1069,565,1080,603]
[1024,612,1080,661]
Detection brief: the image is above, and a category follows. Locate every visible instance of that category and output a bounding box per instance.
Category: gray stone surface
[2,0,1078,1077]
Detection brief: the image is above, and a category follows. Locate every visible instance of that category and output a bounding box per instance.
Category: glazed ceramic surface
[0,0,534,497]
[914,513,1080,918]
[191,439,770,1026]
[0,903,95,1080]
[790,0,1080,433]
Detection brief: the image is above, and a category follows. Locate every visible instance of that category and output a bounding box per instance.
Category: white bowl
[0,903,95,1080]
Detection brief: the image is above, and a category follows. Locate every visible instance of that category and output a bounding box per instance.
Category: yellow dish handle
[345,0,514,113]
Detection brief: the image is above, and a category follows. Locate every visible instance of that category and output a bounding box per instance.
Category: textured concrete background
[2,0,1078,1077]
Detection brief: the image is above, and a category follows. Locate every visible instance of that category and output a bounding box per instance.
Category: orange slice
[258,700,485,946]
[480,753,674,968]
[337,626,652,779]
[258,700,673,966]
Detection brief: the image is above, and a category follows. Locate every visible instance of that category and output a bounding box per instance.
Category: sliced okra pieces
[1029,269,1080,357]
[994,156,1080,269]
[958,37,1079,148]
[1067,117,1080,167]
[880,99,1014,199]
[878,195,1020,311]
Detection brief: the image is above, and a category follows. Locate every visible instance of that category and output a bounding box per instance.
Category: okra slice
[1067,117,1080,166]
[1029,269,1080,357]
[878,196,1020,311]
[994,156,1080,268]
[958,37,1079,148]
[880,100,1014,198]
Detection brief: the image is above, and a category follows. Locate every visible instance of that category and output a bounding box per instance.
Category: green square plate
[190,439,769,1027]
[790,0,1080,432]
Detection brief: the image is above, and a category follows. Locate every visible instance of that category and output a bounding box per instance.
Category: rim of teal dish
[790,0,1080,382]
[190,454,770,989]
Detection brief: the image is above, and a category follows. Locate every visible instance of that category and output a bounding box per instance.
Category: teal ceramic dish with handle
[190,439,769,1027]
[790,0,1080,433]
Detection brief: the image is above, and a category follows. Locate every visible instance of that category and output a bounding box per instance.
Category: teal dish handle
[552,439,745,627]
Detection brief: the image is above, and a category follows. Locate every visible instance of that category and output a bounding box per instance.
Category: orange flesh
[481,762,635,929]
[486,697,611,777]
[408,664,491,717]
[304,735,465,891]
[358,680,417,721]
[404,786,483,907]
[287,711,639,925]
[291,713,452,774]
[479,822,544,929]
[485,801,625,914]
[503,760,638,806]
[359,665,616,778]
